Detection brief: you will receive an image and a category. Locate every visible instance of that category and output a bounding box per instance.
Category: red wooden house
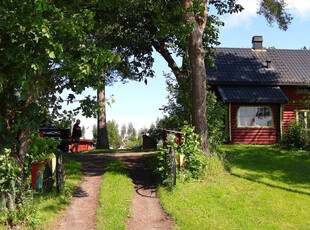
[207,36,310,144]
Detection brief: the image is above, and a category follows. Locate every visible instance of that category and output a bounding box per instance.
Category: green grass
[96,160,133,230]
[158,145,310,229]
[0,157,82,229]
[28,157,83,229]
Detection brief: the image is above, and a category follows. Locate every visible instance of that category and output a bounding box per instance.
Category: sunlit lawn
[158,145,310,229]
[96,160,133,230]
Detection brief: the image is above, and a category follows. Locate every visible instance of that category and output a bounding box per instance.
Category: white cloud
[219,0,310,29]
[220,0,260,29]
[286,0,310,20]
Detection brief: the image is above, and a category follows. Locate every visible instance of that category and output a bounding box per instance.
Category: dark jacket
[72,123,81,138]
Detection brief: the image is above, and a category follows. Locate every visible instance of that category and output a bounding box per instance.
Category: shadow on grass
[221,145,310,192]
[231,173,310,196]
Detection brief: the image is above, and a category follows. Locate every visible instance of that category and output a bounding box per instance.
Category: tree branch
[152,40,183,82]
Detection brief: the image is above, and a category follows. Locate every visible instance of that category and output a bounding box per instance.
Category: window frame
[297,86,310,94]
[295,110,310,130]
[236,106,274,129]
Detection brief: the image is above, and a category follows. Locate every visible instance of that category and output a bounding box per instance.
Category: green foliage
[205,88,227,151]
[280,121,309,150]
[258,0,293,31]
[0,1,119,215]
[148,128,163,149]
[120,124,126,141]
[0,157,82,229]
[24,133,59,177]
[27,133,59,160]
[92,125,98,145]
[152,123,225,187]
[123,122,142,148]
[176,124,206,179]
[0,149,21,214]
[153,141,175,187]
[107,120,122,149]
[159,80,226,151]
[0,0,118,153]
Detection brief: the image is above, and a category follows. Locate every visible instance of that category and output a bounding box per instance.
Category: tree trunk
[96,86,109,149]
[185,0,210,155]
[6,129,31,211]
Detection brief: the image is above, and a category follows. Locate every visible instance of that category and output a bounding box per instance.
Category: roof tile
[207,48,310,85]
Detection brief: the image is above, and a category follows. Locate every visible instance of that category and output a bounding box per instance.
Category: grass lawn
[96,160,133,230]
[158,145,310,229]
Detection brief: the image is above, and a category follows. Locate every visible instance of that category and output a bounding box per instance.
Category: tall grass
[96,160,133,230]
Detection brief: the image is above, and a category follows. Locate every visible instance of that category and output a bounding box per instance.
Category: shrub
[205,89,227,151]
[153,137,176,187]
[0,149,21,223]
[176,124,206,179]
[152,124,226,187]
[281,121,309,150]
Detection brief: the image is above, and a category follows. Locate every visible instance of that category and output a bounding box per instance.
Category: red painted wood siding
[230,103,279,144]
[70,139,94,151]
[280,86,310,131]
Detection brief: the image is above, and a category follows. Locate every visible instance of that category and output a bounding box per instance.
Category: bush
[0,149,21,214]
[281,121,309,150]
[153,138,176,187]
[205,89,227,151]
[176,124,206,179]
[152,124,226,188]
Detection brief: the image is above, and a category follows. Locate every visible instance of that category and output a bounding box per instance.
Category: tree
[88,0,292,155]
[96,86,109,149]
[0,0,117,211]
[82,126,86,139]
[120,124,127,141]
[106,120,122,149]
[127,122,137,141]
[92,125,98,145]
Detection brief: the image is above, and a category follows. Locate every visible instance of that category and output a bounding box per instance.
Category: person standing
[70,119,82,153]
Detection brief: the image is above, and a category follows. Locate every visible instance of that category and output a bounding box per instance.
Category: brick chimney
[252,36,263,50]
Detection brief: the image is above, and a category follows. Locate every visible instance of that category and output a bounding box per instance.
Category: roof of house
[207,48,310,86]
[218,86,289,104]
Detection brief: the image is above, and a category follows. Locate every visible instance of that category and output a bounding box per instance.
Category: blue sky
[77,0,310,139]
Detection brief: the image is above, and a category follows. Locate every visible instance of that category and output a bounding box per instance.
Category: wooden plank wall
[280,86,310,131]
[230,103,279,144]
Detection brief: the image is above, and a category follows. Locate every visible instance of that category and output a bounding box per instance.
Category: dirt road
[50,152,174,230]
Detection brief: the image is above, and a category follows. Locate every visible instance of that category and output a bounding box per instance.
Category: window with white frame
[237,107,272,128]
[296,110,310,130]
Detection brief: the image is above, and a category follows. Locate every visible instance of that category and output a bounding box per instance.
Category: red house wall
[280,86,310,131]
[230,103,279,144]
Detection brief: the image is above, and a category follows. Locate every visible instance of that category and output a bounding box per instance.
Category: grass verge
[0,157,82,229]
[158,145,310,229]
[28,156,82,229]
[96,160,133,230]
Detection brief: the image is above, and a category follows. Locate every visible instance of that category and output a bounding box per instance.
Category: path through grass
[96,160,133,230]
